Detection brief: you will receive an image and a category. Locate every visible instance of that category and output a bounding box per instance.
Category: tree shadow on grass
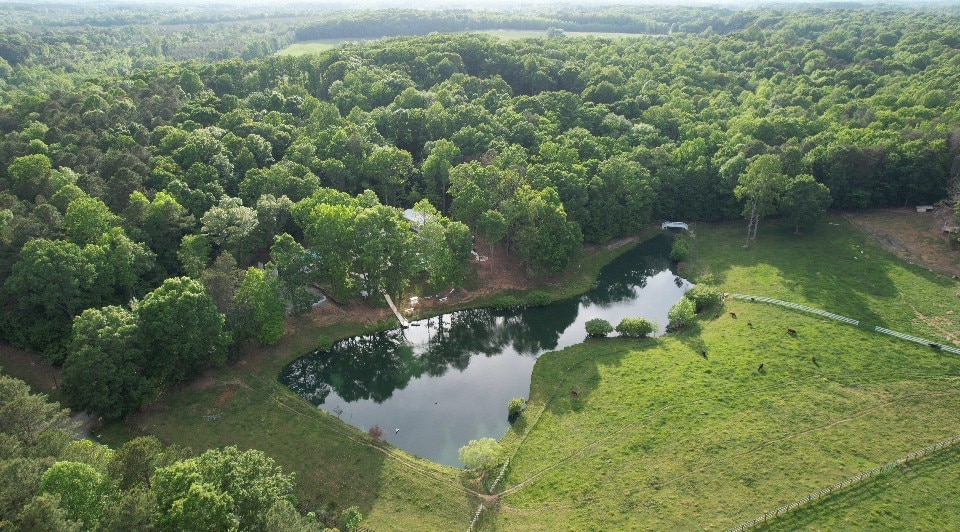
[692,217,957,330]
[756,449,960,531]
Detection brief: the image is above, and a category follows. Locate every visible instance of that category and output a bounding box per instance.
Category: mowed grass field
[492,216,960,530]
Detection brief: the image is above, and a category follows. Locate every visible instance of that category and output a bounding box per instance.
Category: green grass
[495,304,960,529]
[477,30,659,40]
[491,216,960,529]
[689,216,959,343]
[276,39,361,56]
[760,446,960,530]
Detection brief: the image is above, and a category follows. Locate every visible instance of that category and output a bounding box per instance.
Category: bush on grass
[459,438,502,470]
[615,317,657,338]
[585,318,614,337]
[508,397,525,421]
[685,285,723,313]
[667,298,696,331]
[526,291,551,307]
[670,235,692,261]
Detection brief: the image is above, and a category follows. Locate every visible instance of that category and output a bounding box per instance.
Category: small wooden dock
[383,292,410,327]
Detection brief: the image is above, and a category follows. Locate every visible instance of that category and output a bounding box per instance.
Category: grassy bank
[493,216,960,529]
[90,228,650,529]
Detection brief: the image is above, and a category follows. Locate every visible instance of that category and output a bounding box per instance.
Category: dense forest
[1,2,960,528]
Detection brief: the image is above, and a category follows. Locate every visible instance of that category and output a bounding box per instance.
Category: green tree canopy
[781,174,832,234]
[136,276,231,385]
[232,267,286,345]
[61,306,154,420]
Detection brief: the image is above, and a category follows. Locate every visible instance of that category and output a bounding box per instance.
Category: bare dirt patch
[845,206,960,277]
[0,344,60,395]
[216,387,237,408]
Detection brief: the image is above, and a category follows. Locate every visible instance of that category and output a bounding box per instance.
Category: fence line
[731,294,960,355]
[875,326,960,355]
[729,294,859,326]
[728,434,960,532]
[468,458,511,531]
[467,504,484,532]
[488,458,510,494]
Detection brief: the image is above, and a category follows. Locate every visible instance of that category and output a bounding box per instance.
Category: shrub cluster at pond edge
[670,235,693,261]
[667,298,697,331]
[508,397,526,421]
[585,318,614,337]
[685,285,724,313]
[616,317,658,338]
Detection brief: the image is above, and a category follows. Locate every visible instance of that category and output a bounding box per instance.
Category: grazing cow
[787,328,797,335]
[747,322,753,328]
[929,343,941,350]
[758,362,765,372]
[570,390,579,397]
[700,349,707,357]
[729,312,737,318]
[812,356,817,364]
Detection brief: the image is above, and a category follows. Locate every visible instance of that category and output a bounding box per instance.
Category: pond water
[280,233,691,466]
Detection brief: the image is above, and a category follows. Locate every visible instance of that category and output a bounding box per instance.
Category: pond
[280,233,691,466]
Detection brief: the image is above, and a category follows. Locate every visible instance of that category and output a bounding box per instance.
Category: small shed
[916,205,934,213]
[403,209,428,231]
[661,221,689,231]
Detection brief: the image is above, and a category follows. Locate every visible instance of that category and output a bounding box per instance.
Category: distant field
[276,30,656,56]
[478,29,659,40]
[276,39,359,56]
[492,216,960,529]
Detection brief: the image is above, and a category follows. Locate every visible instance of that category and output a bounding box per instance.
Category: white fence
[874,326,960,355]
[733,294,960,355]
[729,294,860,326]
[729,435,960,531]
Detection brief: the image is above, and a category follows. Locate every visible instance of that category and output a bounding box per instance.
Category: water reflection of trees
[280,235,679,405]
[280,329,417,404]
[280,301,580,404]
[583,235,671,308]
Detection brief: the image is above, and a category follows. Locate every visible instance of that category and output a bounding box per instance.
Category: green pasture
[689,216,959,341]
[492,216,960,529]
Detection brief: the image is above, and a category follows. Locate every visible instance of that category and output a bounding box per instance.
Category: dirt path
[844,206,960,277]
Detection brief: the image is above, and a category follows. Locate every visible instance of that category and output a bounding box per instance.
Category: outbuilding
[661,221,689,231]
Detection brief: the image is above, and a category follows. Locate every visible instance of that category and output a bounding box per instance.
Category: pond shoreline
[279,231,688,465]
